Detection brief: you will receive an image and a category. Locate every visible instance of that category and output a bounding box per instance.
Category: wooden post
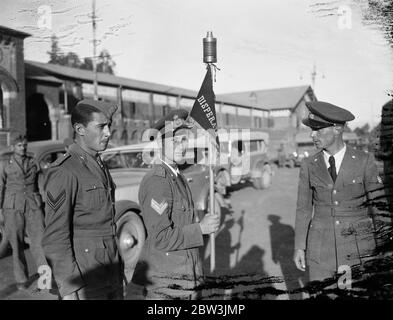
[209,133,216,273]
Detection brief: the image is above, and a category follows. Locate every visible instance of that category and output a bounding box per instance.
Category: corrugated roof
[25,60,198,99]
[0,25,31,38]
[217,85,313,111]
[25,61,314,112]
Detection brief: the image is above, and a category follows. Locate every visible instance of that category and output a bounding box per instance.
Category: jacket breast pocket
[83,184,107,211]
[344,175,365,200]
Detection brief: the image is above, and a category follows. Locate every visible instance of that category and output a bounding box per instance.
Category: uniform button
[333,190,337,194]
[334,201,339,205]
[336,220,340,225]
[84,248,89,253]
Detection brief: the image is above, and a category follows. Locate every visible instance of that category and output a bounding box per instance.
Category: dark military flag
[189,65,219,148]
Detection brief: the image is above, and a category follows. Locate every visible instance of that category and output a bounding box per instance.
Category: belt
[73,226,116,238]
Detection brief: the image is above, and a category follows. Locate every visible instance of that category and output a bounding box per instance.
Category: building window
[225,113,230,126]
[254,117,262,128]
[122,101,136,119]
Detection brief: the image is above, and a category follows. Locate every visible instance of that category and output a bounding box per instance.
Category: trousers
[3,205,47,284]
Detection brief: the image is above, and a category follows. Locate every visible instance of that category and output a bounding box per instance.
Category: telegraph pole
[311,63,317,90]
[92,0,98,100]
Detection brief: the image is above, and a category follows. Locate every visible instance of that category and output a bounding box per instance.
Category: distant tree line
[47,35,116,75]
[359,0,393,49]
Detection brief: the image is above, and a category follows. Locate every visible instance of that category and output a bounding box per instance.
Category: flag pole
[209,129,216,274]
[199,31,218,274]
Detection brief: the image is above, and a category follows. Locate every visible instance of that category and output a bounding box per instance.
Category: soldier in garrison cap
[42,99,123,300]
[0,134,48,291]
[130,109,220,299]
[294,101,385,284]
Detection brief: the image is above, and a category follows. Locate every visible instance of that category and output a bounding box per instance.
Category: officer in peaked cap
[294,101,385,285]
[302,101,355,130]
[130,109,219,299]
[42,99,123,300]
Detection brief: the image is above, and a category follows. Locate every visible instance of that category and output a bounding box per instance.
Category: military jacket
[42,143,120,297]
[0,154,42,211]
[133,161,204,292]
[295,147,384,271]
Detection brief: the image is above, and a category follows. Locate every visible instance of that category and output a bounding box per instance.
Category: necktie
[22,157,27,172]
[328,155,337,182]
[96,155,109,183]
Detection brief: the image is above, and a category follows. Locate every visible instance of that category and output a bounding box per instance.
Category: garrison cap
[302,101,355,130]
[152,109,192,138]
[76,99,118,120]
[12,133,27,145]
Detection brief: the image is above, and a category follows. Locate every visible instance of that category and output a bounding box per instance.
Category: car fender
[114,200,146,284]
[114,200,141,222]
[194,182,210,212]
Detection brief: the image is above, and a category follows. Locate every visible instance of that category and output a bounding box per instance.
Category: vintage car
[101,142,222,223]
[188,129,273,194]
[101,141,222,281]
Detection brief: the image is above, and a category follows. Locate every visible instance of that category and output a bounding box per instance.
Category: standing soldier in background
[42,99,123,300]
[0,134,47,290]
[294,101,384,283]
[131,109,220,299]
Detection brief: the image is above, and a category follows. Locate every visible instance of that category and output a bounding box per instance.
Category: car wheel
[253,163,272,189]
[116,211,146,283]
[0,223,10,258]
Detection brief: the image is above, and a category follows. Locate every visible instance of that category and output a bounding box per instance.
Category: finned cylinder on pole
[203,31,217,63]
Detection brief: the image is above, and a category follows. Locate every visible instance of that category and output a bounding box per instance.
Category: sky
[1,0,392,129]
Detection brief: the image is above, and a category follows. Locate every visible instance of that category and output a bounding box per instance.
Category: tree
[358,0,393,48]
[97,49,116,75]
[62,52,82,68]
[47,35,116,74]
[47,35,63,65]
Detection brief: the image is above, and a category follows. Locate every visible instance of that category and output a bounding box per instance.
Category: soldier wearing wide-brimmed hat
[294,101,384,283]
[130,109,219,299]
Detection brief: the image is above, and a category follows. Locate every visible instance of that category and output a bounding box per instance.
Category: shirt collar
[160,158,179,176]
[69,143,99,163]
[323,144,346,159]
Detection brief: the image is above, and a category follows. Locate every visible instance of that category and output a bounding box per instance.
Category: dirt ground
[0,167,305,300]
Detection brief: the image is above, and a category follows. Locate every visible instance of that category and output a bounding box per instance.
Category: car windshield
[103,151,154,169]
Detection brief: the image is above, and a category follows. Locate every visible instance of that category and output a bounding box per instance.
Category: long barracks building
[0,25,316,152]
